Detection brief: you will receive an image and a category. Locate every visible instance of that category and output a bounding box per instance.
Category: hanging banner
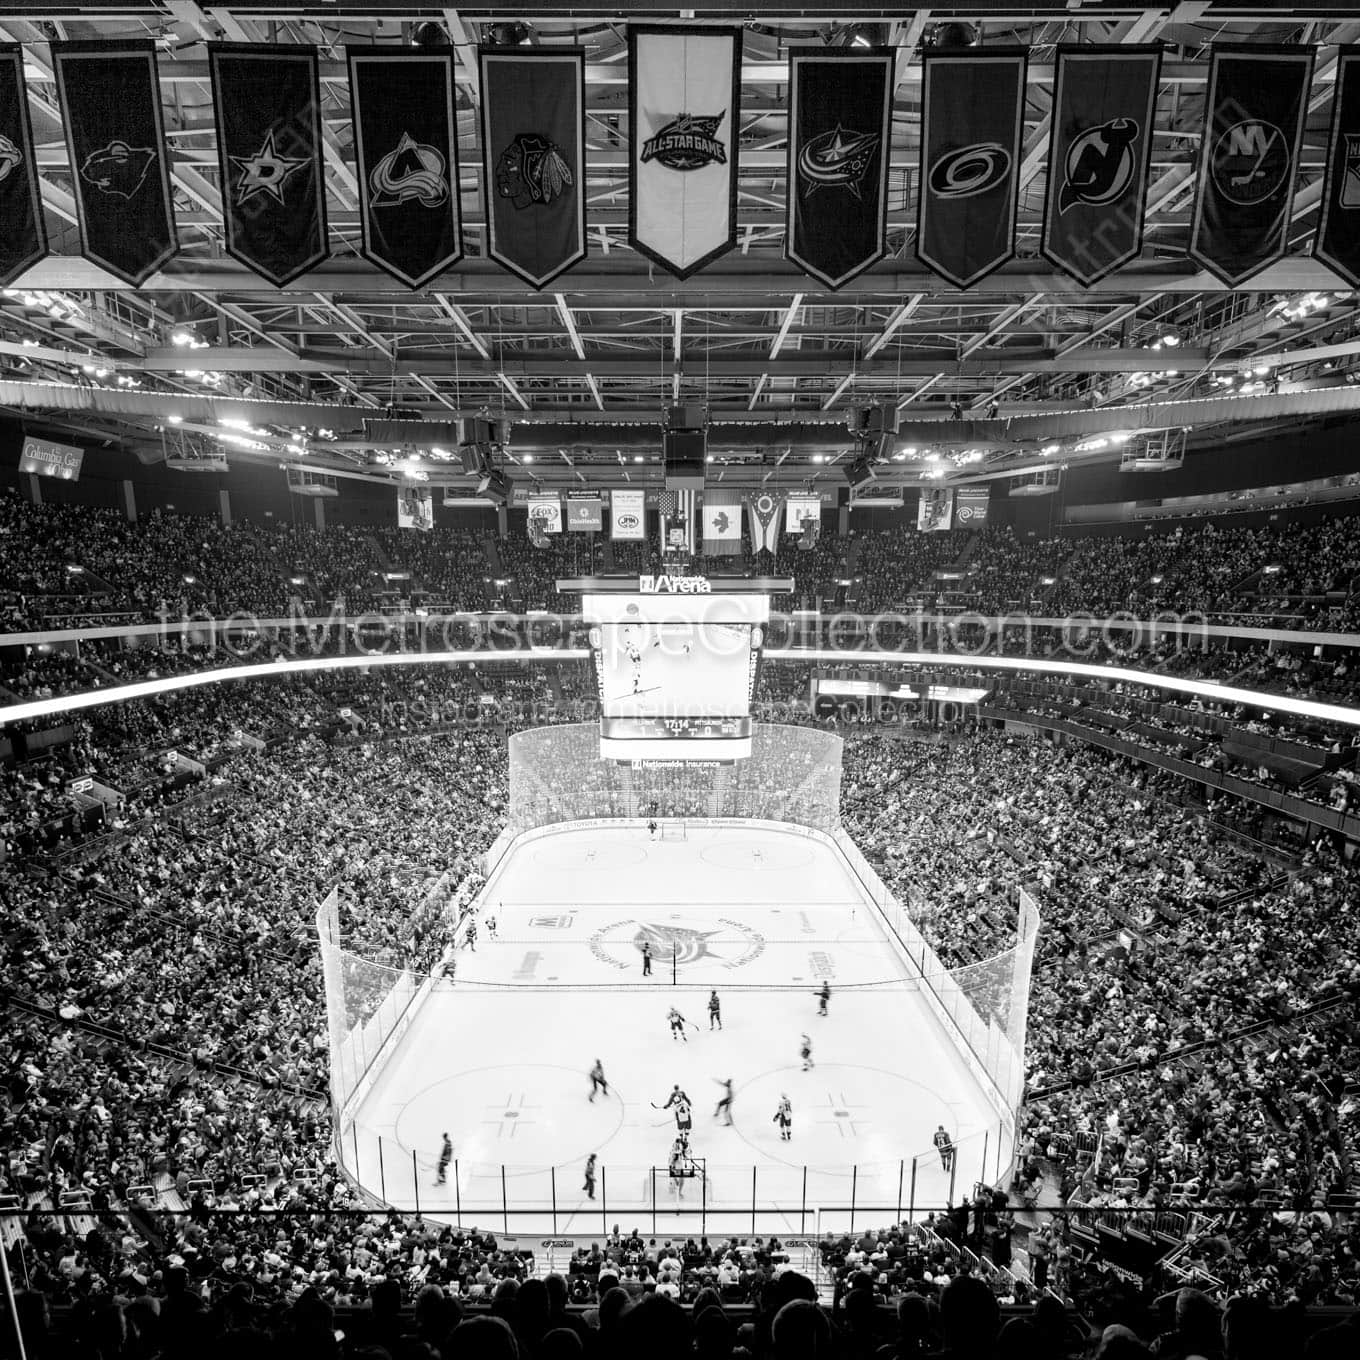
[528,494,563,534]
[1315,47,1360,289]
[348,49,462,289]
[1041,46,1161,287]
[917,488,954,532]
[210,44,329,287]
[611,488,645,540]
[785,494,821,534]
[480,48,586,289]
[747,492,782,554]
[628,26,740,279]
[659,487,695,555]
[953,487,990,528]
[702,487,743,555]
[567,494,603,531]
[396,485,434,531]
[917,50,1027,289]
[0,46,46,287]
[1188,45,1312,287]
[52,42,177,286]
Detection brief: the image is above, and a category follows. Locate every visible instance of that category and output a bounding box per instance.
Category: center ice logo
[636,922,721,965]
[587,917,765,972]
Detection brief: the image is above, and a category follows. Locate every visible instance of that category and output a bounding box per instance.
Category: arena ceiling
[6,1,1360,493]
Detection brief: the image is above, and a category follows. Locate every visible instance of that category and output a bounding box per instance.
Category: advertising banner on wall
[610,488,646,540]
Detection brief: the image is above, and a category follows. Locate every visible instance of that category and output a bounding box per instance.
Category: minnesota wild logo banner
[628,25,741,279]
[348,49,462,289]
[0,45,46,287]
[784,49,893,290]
[1313,47,1360,288]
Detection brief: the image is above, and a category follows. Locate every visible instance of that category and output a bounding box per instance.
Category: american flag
[656,487,695,557]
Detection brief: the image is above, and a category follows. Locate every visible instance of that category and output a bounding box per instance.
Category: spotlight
[412,20,446,46]
[489,21,531,46]
[932,22,978,47]
[845,456,876,490]
[477,469,511,504]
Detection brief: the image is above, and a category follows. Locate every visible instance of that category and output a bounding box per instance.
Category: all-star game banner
[52,42,177,286]
[210,43,329,287]
[1314,47,1360,289]
[480,48,587,289]
[1041,46,1161,287]
[784,49,893,291]
[628,25,741,279]
[1188,45,1312,287]
[348,49,462,289]
[0,46,45,287]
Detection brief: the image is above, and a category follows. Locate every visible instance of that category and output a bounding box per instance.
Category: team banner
[702,488,743,555]
[1041,46,1161,286]
[953,486,990,528]
[611,488,645,540]
[1315,48,1360,288]
[917,50,1027,289]
[785,494,821,534]
[0,47,46,287]
[528,494,563,534]
[784,49,893,290]
[52,43,177,286]
[567,495,603,531]
[210,44,329,287]
[480,49,586,289]
[747,492,782,554]
[1188,46,1312,287]
[628,26,741,279]
[396,485,434,531]
[348,50,462,288]
[918,488,954,532]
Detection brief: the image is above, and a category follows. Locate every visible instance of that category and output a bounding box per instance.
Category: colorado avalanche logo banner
[0,46,45,287]
[784,49,892,290]
[1041,46,1161,287]
[628,26,741,279]
[917,50,1027,289]
[348,50,462,289]
[1314,48,1360,288]
[52,42,177,286]
[480,48,586,289]
[1188,46,1312,287]
[210,44,329,287]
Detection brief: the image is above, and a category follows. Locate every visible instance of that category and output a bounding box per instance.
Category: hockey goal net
[658,821,687,841]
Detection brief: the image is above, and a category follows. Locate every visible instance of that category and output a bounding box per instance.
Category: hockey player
[817,983,830,1017]
[486,913,498,941]
[436,1132,453,1183]
[464,919,477,952]
[714,1077,734,1127]
[708,990,722,1031]
[589,1059,609,1103]
[642,941,653,976]
[662,1083,691,1112]
[668,1007,692,1042]
[583,1153,597,1200]
[800,1033,814,1071]
[934,1125,955,1171]
[774,1095,792,1142]
[648,820,658,840]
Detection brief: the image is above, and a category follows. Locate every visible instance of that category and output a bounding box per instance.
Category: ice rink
[345,823,1011,1234]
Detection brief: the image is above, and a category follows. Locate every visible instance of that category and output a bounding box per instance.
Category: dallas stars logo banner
[1188,45,1312,287]
[480,48,586,289]
[0,46,45,287]
[348,49,462,289]
[1315,47,1360,288]
[1041,46,1161,287]
[628,25,741,279]
[210,44,329,287]
[917,50,1027,289]
[52,42,177,286]
[784,49,893,290]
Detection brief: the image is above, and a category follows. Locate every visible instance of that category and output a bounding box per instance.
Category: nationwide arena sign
[638,573,711,594]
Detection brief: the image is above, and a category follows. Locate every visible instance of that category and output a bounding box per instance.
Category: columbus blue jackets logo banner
[1188,45,1312,287]
[917,50,1027,289]
[784,49,893,290]
[210,44,329,287]
[629,26,741,279]
[1315,48,1360,288]
[480,48,586,289]
[0,46,45,287]
[52,42,177,286]
[1042,46,1161,286]
[348,50,462,289]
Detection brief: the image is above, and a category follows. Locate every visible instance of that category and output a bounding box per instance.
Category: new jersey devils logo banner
[917,50,1027,289]
[1041,46,1160,287]
[1188,45,1312,287]
[784,49,893,290]
[480,48,586,289]
[348,49,462,289]
[210,44,329,287]
[1315,48,1360,288]
[628,25,741,279]
[52,42,177,286]
[0,46,45,287]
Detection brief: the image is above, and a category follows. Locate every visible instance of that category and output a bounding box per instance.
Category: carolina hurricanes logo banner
[784,49,892,290]
[0,46,45,287]
[628,26,741,279]
[480,48,586,289]
[917,50,1027,289]
[1042,46,1161,287]
[1315,48,1360,288]
[52,43,177,286]
[348,50,462,289]
[210,44,329,287]
[1188,46,1312,287]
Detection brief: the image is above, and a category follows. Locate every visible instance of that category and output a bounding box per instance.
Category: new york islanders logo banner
[629,26,741,279]
[784,49,893,290]
[1188,45,1312,287]
[480,48,586,289]
[1042,46,1161,287]
[917,50,1027,289]
[0,46,45,287]
[52,42,177,286]
[1315,47,1360,288]
[348,49,462,289]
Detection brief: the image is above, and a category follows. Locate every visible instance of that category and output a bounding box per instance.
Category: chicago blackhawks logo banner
[348,49,462,289]
[628,25,741,279]
[784,48,893,290]
[0,45,45,287]
[480,48,586,289]
[52,42,177,286]
[1041,46,1161,287]
[1314,47,1360,288]
[210,43,329,287]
